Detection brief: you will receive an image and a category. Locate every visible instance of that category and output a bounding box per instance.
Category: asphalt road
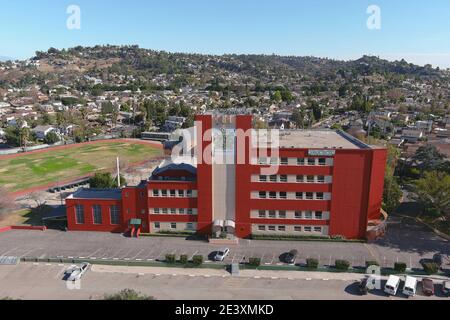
[0,263,448,300]
[0,217,448,269]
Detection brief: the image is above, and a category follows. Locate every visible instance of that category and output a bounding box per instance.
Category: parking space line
[130,249,145,260]
[87,248,104,258]
[189,251,198,260]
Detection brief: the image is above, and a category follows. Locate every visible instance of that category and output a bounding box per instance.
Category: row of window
[257,210,325,220]
[257,191,328,200]
[153,222,195,231]
[152,208,196,215]
[258,175,327,184]
[257,225,323,233]
[75,204,121,225]
[258,157,328,166]
[151,189,195,198]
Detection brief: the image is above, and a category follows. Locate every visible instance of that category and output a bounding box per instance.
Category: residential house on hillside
[32,125,56,140]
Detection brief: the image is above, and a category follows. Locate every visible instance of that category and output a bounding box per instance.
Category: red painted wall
[367,149,388,221]
[195,115,214,235]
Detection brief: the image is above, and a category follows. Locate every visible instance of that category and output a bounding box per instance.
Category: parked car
[402,276,418,298]
[284,250,298,264]
[67,262,90,281]
[442,281,450,297]
[384,275,401,296]
[422,278,435,296]
[213,248,230,262]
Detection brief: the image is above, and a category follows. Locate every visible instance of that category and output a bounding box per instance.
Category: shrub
[179,254,188,264]
[365,260,380,268]
[331,235,346,240]
[248,258,261,267]
[165,254,176,264]
[192,255,204,266]
[335,260,350,271]
[422,262,439,274]
[394,262,407,272]
[306,258,319,269]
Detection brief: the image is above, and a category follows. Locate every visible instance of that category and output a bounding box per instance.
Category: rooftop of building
[259,130,371,150]
[68,188,122,200]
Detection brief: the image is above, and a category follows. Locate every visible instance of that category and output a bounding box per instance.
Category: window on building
[258,157,267,165]
[268,210,276,218]
[179,208,185,215]
[259,175,267,182]
[170,208,176,214]
[295,211,302,219]
[162,208,168,214]
[110,205,120,225]
[259,191,267,199]
[178,190,185,197]
[170,223,177,230]
[307,175,315,183]
[315,211,323,220]
[304,211,313,219]
[268,226,276,231]
[316,192,324,200]
[279,192,287,199]
[296,192,303,200]
[280,175,288,182]
[187,209,194,215]
[304,226,312,232]
[308,158,316,166]
[92,205,102,224]
[153,190,159,197]
[75,205,85,224]
[269,191,277,199]
[278,211,287,219]
[186,223,194,230]
[258,225,266,231]
[297,158,305,165]
[161,190,168,197]
[154,222,160,229]
[278,226,286,232]
[280,158,288,165]
[270,175,277,182]
[170,190,176,197]
[186,190,193,198]
[258,210,266,218]
[317,176,325,183]
[154,208,160,214]
[306,192,314,200]
[296,175,304,183]
[294,226,302,232]
[270,158,278,165]
[318,158,326,166]
[314,227,322,233]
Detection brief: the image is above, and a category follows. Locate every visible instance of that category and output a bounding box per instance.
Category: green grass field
[0,141,162,192]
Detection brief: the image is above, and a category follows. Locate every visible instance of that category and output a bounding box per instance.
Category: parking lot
[0,262,448,300]
[0,217,448,269]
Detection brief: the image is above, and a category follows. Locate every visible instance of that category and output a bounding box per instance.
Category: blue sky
[1,0,449,68]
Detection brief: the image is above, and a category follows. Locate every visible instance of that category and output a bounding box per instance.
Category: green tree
[104,289,155,300]
[43,131,60,144]
[89,172,127,188]
[271,90,282,103]
[411,144,446,175]
[412,171,450,220]
[292,108,305,129]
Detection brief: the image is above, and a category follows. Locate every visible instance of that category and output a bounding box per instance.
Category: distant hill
[0,56,14,62]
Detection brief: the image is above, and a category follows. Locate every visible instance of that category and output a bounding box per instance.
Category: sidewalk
[91,264,450,282]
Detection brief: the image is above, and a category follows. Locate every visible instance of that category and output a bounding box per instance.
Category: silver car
[214,248,230,262]
[67,262,90,281]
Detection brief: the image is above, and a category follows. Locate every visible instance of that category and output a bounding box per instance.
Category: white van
[385,275,401,296]
[402,276,418,297]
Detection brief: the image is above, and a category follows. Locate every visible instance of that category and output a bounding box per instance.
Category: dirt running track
[0,139,164,198]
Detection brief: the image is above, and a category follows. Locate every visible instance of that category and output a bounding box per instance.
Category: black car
[284,250,298,264]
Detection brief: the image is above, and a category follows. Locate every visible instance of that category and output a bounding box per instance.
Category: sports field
[0,140,163,193]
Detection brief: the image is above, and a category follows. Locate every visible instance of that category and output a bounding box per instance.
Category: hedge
[250,234,365,243]
[192,255,204,266]
[422,262,439,274]
[165,254,176,264]
[394,262,407,273]
[335,260,350,271]
[306,258,319,269]
[179,255,188,264]
[248,258,261,267]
